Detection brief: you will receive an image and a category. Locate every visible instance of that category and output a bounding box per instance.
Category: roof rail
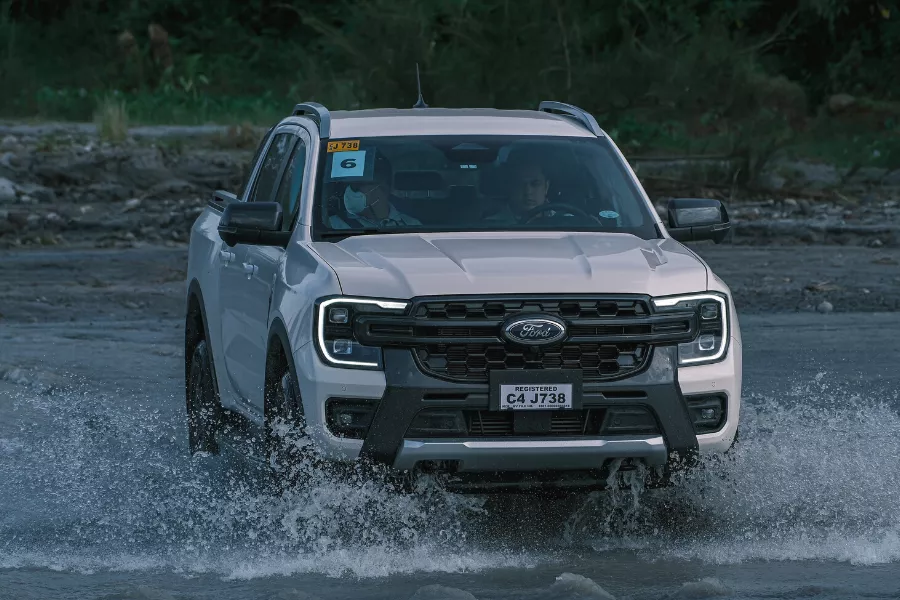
[292,102,331,139]
[537,101,603,137]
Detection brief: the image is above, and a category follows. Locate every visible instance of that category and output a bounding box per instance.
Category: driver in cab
[485,160,563,223]
[485,158,620,227]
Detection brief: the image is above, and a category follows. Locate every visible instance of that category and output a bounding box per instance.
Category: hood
[310,232,708,299]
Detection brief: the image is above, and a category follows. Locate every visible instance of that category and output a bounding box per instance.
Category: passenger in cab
[329,153,422,228]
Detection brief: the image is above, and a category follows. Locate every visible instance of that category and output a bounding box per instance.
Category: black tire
[186,339,221,455]
[264,349,313,482]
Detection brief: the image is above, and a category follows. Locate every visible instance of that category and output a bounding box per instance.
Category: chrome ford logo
[502,316,567,346]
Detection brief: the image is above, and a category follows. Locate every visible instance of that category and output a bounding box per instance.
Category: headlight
[652,293,729,365]
[315,296,409,369]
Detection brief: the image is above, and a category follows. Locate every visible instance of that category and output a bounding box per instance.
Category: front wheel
[186,339,221,455]
[265,353,316,486]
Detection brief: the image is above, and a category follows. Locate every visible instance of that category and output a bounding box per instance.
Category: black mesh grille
[415,298,649,320]
[466,410,601,436]
[415,343,648,382]
[406,407,660,437]
[408,297,654,382]
[345,297,697,383]
[415,409,610,437]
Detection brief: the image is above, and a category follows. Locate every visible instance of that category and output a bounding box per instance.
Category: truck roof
[291,108,599,139]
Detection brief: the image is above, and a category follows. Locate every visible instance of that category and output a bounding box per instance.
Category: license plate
[499,384,574,410]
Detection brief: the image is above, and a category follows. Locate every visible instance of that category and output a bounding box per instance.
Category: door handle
[242,262,258,279]
[219,250,234,264]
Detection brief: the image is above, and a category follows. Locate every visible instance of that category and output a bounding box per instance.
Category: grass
[93,95,129,143]
[782,125,900,170]
[6,85,899,177]
[24,87,289,127]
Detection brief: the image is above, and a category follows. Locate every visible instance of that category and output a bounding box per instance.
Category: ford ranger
[185,101,742,492]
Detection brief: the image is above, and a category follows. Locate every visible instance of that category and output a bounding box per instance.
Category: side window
[248,133,294,204]
[273,138,308,231]
[238,126,274,198]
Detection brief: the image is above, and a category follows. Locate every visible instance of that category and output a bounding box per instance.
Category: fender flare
[185,279,220,400]
[265,317,304,421]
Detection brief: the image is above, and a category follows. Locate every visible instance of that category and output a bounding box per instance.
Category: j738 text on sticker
[327,140,360,152]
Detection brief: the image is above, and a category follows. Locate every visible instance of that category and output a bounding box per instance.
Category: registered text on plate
[499,384,573,410]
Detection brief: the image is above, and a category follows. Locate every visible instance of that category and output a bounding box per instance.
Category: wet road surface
[1,247,899,599]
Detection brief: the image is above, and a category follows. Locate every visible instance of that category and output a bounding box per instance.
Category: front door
[217,127,298,412]
[240,130,310,413]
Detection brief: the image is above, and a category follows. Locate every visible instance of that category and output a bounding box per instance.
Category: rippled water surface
[1,313,899,599]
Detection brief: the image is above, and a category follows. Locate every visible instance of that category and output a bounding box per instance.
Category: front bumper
[295,340,741,486]
[393,436,667,471]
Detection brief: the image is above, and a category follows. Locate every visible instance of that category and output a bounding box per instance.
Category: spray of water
[0,375,524,578]
[560,373,900,565]
[2,368,899,580]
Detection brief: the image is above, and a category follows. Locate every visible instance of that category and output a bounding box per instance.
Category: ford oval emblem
[502,315,567,346]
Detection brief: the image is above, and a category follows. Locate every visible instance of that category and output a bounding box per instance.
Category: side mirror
[218,202,290,247]
[666,198,732,244]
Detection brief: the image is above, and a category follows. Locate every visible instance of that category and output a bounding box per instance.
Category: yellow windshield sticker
[327,140,360,152]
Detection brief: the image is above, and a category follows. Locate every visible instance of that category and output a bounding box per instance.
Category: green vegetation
[1,0,899,172]
[93,94,128,142]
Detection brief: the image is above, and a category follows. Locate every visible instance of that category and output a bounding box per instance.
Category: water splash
[567,373,900,565]
[2,367,899,581]
[0,377,524,579]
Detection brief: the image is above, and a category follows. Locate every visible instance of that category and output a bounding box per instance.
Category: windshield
[311,135,659,240]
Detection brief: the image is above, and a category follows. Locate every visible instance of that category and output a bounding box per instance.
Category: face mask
[343,186,367,215]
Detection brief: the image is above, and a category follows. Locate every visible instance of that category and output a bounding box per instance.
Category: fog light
[686,394,726,434]
[329,307,350,323]
[698,334,716,351]
[326,399,378,439]
[700,302,719,320]
[332,339,353,355]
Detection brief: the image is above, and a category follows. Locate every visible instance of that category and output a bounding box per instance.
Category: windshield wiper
[319,228,385,239]
[319,228,442,240]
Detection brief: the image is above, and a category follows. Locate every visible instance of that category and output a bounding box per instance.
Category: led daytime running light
[317,297,408,368]
[652,293,729,365]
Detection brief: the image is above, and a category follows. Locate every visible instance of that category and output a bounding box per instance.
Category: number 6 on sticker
[331,150,366,178]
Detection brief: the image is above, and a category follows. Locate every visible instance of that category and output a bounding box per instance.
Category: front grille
[416,298,648,320]
[467,409,602,436]
[406,406,660,438]
[353,296,697,383]
[415,343,648,381]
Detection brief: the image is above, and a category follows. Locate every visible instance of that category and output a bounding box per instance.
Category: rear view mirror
[218,202,290,247]
[393,170,445,191]
[666,198,732,244]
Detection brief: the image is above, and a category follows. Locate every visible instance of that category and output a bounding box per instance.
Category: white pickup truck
[185,101,742,492]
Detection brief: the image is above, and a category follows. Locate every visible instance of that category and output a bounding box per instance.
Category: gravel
[0,125,896,252]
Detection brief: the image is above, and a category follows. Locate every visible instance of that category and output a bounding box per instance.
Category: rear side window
[248,133,294,203]
[273,139,308,231]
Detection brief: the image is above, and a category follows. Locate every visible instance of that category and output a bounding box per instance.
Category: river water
[1,313,899,599]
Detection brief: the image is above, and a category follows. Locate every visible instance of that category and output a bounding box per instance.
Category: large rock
[171,149,248,191]
[83,182,132,203]
[13,182,56,204]
[118,147,173,189]
[0,178,15,203]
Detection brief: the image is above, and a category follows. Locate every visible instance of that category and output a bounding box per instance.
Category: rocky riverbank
[0,122,897,249]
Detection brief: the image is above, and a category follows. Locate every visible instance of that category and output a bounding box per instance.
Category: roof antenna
[412,63,428,108]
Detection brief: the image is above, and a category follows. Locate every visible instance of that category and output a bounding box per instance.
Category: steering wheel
[520,202,600,224]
